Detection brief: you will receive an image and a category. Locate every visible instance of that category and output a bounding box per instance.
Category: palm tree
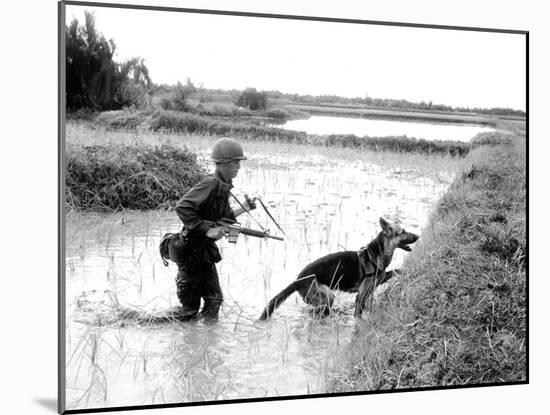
[66,11,152,111]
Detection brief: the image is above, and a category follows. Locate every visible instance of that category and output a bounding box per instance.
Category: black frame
[58,1,529,413]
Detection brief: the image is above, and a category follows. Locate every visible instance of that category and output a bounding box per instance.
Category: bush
[66,144,206,211]
[265,109,287,119]
[119,80,150,110]
[158,80,196,112]
[471,131,514,148]
[236,88,268,110]
[66,108,100,122]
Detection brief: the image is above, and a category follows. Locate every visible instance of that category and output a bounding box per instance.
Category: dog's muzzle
[399,233,419,251]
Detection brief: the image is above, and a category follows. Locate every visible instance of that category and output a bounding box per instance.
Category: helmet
[211,137,247,162]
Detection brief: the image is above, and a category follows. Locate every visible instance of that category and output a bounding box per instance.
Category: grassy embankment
[94,109,472,155]
[331,126,526,390]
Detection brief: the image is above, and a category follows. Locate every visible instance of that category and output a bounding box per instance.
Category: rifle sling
[256,196,286,236]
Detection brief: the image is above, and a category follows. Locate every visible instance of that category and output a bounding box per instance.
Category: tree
[236,88,267,110]
[65,11,152,111]
[160,78,197,111]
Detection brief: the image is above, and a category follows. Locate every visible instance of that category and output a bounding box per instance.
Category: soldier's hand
[206,227,225,240]
[244,194,257,211]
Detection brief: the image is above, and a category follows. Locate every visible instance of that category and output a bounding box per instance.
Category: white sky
[66,4,526,110]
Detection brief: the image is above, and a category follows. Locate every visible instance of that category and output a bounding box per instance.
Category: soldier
[174,137,255,322]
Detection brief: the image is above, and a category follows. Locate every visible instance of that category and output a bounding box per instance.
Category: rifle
[204,218,284,243]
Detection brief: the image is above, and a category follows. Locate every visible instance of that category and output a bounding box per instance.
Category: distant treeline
[275,93,525,117]
[67,11,523,118]
[152,85,525,117]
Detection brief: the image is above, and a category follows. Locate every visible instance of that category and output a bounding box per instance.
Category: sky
[65,4,526,111]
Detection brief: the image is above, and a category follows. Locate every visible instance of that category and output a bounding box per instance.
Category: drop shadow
[34,398,57,412]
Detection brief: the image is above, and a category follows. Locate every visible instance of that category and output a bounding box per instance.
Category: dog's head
[379,217,419,252]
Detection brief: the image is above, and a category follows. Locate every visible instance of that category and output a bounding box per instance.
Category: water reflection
[273,115,494,142]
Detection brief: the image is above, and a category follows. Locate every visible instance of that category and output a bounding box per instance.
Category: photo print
[59,1,527,413]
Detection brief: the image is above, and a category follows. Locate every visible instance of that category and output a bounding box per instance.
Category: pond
[64,139,461,410]
[272,115,494,142]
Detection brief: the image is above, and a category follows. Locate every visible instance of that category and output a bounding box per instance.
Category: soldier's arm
[175,178,216,236]
[231,195,256,218]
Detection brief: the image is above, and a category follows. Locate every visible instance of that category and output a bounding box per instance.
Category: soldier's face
[217,160,241,180]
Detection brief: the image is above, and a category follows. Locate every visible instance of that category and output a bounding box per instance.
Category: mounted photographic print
[59,1,527,413]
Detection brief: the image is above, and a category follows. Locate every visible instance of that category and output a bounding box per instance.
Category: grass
[330,132,526,390]
[93,109,472,156]
[65,120,460,167]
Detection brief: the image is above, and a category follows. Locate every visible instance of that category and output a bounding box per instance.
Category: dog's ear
[379,217,393,236]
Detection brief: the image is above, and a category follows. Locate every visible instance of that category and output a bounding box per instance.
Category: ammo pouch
[159,231,188,266]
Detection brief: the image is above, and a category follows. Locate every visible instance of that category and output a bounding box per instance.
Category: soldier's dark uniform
[174,170,236,321]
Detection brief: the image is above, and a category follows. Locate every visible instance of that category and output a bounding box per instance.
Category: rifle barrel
[239,227,284,241]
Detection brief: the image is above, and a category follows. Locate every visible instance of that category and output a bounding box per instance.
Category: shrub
[66,143,206,211]
[66,108,99,121]
[471,131,514,148]
[236,88,268,110]
[158,79,196,112]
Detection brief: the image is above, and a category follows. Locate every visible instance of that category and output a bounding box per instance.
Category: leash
[229,192,286,236]
[229,192,266,231]
[255,196,286,236]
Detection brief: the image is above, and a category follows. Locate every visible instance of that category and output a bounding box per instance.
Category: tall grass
[66,143,206,211]
[331,134,526,390]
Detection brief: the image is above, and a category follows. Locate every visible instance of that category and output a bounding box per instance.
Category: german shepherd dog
[259,218,419,319]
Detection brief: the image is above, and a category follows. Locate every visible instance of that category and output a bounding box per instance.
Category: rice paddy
[64,121,463,409]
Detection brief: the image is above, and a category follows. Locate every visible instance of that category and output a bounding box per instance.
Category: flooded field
[273,115,494,142]
[64,139,462,410]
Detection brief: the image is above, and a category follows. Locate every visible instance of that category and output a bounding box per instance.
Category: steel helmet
[211,137,247,162]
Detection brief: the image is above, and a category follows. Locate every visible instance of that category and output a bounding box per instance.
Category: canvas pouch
[159,232,188,266]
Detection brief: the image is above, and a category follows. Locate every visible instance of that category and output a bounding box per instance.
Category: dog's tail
[259,280,300,320]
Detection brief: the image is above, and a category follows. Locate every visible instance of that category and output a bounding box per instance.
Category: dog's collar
[357,250,375,279]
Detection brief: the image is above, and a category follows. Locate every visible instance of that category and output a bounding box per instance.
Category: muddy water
[65,146,458,410]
